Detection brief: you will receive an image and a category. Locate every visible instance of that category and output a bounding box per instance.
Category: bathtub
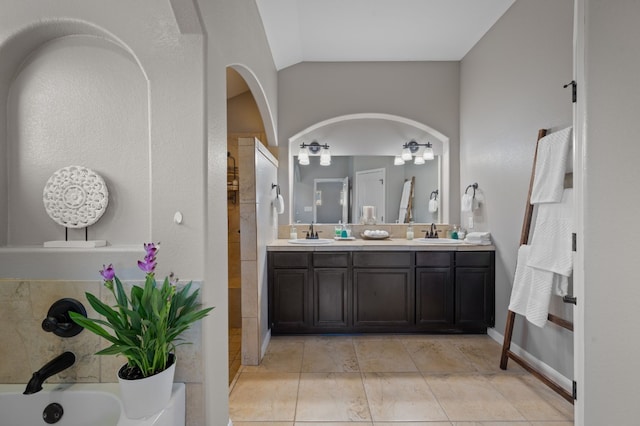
[0,382,185,426]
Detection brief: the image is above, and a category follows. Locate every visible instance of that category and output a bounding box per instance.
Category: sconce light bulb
[401,147,412,161]
[423,146,434,160]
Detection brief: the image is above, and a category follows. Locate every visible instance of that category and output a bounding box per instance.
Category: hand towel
[527,188,573,277]
[428,198,438,213]
[461,193,473,212]
[273,194,285,214]
[464,231,491,245]
[508,245,564,327]
[530,126,572,204]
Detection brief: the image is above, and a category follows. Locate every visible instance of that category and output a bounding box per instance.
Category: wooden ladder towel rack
[499,128,574,404]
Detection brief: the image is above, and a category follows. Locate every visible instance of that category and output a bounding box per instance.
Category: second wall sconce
[395,140,434,165]
[298,141,331,166]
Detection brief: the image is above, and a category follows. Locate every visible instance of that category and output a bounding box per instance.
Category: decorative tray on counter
[334,236,356,241]
[360,230,390,240]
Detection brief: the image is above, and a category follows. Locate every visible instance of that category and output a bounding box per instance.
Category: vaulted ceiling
[256,0,516,70]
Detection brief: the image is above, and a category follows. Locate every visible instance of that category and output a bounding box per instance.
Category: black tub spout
[24,351,75,395]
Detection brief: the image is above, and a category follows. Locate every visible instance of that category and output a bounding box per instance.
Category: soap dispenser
[406,221,414,240]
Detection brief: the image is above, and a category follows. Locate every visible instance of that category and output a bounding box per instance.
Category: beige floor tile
[296,372,371,422]
[449,336,523,374]
[243,339,304,372]
[354,339,418,372]
[426,373,525,422]
[296,423,373,426]
[234,423,293,426]
[229,372,299,422]
[302,336,359,372]
[363,372,448,422]
[375,423,452,426]
[402,337,477,373]
[530,422,574,426]
[487,374,574,422]
[452,423,531,426]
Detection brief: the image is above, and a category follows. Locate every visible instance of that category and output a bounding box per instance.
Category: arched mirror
[288,113,450,224]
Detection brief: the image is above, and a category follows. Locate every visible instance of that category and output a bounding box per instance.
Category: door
[354,168,385,223]
[313,177,349,223]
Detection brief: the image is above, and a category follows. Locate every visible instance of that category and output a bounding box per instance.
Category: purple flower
[137,258,157,274]
[143,243,158,258]
[100,264,115,281]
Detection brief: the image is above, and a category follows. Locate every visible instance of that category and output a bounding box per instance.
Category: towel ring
[429,189,439,200]
[465,183,478,198]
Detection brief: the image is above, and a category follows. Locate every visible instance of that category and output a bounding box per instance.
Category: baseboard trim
[487,327,572,390]
[261,328,271,360]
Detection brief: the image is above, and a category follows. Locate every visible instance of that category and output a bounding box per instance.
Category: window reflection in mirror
[293,155,440,224]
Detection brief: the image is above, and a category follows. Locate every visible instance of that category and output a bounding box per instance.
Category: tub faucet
[24,351,75,395]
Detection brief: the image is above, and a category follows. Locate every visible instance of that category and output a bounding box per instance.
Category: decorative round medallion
[43,166,109,228]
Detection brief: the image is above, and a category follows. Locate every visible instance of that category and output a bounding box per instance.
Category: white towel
[273,194,285,214]
[509,245,565,327]
[530,127,572,204]
[428,198,438,213]
[461,193,473,212]
[398,180,412,221]
[527,189,573,278]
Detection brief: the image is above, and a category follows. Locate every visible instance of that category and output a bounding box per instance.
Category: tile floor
[228,334,573,425]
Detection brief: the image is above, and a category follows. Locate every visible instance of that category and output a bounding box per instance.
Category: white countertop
[267,238,495,252]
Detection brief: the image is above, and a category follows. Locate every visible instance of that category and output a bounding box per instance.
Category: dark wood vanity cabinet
[455,251,495,329]
[268,249,494,334]
[352,252,413,330]
[415,252,454,329]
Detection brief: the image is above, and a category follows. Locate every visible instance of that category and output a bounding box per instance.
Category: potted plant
[69,242,213,419]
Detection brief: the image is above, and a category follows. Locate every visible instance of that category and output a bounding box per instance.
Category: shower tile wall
[0,279,205,426]
[228,137,242,329]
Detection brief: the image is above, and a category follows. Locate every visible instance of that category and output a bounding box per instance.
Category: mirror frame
[287,112,450,224]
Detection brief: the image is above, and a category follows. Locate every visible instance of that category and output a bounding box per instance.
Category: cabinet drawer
[313,252,349,268]
[271,252,309,268]
[416,251,453,267]
[353,251,412,268]
[455,252,493,267]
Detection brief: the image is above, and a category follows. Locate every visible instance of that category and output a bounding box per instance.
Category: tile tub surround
[229,334,574,424]
[0,279,205,426]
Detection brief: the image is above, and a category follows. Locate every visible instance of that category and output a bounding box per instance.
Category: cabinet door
[455,267,494,328]
[353,268,413,328]
[416,267,453,326]
[271,269,309,331]
[313,268,349,329]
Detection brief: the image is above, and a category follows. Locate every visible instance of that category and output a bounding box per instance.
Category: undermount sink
[414,238,467,244]
[287,238,334,245]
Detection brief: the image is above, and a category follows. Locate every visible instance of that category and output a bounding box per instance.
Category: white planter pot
[118,357,176,419]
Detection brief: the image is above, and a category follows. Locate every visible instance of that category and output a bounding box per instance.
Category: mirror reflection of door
[313,177,349,223]
[355,168,385,223]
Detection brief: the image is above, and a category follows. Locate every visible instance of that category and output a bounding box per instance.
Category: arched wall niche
[0,20,149,247]
[287,112,451,224]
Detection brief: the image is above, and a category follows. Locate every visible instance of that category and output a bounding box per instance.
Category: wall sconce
[298,141,331,166]
[397,140,434,165]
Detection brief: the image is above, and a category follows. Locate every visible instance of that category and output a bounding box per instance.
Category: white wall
[460,0,574,378]
[196,1,278,424]
[582,0,640,423]
[278,61,460,225]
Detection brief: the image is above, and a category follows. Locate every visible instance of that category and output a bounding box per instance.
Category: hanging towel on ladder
[530,127,572,204]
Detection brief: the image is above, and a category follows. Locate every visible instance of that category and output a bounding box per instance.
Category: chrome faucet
[24,351,76,395]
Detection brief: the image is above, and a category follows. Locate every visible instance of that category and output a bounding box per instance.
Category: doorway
[354,168,386,223]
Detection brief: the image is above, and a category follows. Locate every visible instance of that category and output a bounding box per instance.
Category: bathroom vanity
[267,240,494,334]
